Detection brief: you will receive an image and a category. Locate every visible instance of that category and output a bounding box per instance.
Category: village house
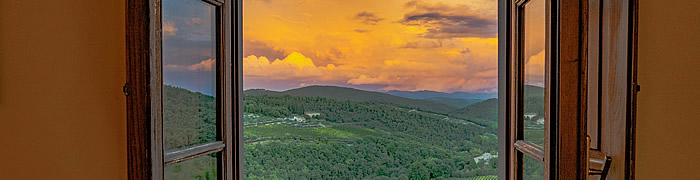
[291,115,306,123]
[305,111,321,118]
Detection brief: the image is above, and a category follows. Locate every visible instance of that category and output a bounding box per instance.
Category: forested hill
[244,86,456,113]
[524,85,545,98]
[425,97,483,108]
[387,90,497,100]
[163,85,500,179]
[449,85,544,124]
[451,98,498,123]
[243,95,498,179]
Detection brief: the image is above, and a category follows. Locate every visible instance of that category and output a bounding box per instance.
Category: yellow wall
[0,0,126,179]
[637,0,700,179]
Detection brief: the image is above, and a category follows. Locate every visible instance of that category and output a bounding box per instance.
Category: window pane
[523,0,546,148]
[243,0,498,179]
[162,0,218,150]
[523,155,544,180]
[165,153,218,180]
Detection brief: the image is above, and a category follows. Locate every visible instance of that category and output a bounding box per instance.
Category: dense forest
[243,93,499,179]
[162,85,545,179]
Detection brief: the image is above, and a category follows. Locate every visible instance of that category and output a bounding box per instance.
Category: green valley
[163,85,531,179]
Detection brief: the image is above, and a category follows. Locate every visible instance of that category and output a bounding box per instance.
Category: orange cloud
[244,52,339,80]
[165,58,215,72]
[163,21,178,38]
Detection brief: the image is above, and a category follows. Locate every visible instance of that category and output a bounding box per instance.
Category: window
[515,0,547,179]
[501,0,588,179]
[500,0,638,179]
[125,0,233,179]
[126,0,638,179]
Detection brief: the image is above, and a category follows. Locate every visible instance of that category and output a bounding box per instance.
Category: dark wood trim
[201,0,224,6]
[626,0,638,179]
[164,142,226,165]
[554,0,588,179]
[516,0,530,7]
[514,140,545,163]
[126,0,163,179]
[151,1,164,178]
[233,0,244,179]
[222,0,234,179]
[497,0,512,178]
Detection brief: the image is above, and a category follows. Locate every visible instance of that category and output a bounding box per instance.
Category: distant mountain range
[386,90,498,100]
[244,86,456,113]
[424,97,483,108]
[245,85,545,114]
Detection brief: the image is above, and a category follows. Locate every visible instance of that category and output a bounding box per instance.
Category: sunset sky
[243,0,500,93]
[162,0,545,94]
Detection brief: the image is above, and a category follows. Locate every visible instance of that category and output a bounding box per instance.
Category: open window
[499,0,638,179]
[126,0,637,179]
[125,0,234,179]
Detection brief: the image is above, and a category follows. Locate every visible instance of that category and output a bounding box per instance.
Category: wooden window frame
[499,0,589,179]
[125,0,639,179]
[499,0,638,179]
[125,0,235,179]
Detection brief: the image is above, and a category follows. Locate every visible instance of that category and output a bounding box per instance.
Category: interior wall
[0,0,126,179]
[637,0,700,179]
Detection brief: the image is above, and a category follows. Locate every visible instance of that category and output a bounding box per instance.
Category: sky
[243,0,501,93]
[161,0,544,94]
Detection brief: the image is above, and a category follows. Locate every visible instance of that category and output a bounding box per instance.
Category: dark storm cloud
[400,1,497,39]
[400,40,443,49]
[243,39,287,61]
[354,11,384,25]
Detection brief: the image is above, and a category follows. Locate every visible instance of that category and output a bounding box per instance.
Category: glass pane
[243,0,499,179]
[163,0,218,150]
[523,155,544,180]
[165,153,218,180]
[523,0,546,148]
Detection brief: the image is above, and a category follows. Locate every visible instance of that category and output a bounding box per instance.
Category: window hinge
[123,83,130,96]
[632,83,641,93]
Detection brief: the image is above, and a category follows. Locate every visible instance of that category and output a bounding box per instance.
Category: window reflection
[522,0,546,148]
[162,0,218,150]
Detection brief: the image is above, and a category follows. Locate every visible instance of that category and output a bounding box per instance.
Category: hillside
[163,85,217,149]
[448,86,544,124]
[165,85,499,179]
[242,89,282,96]
[451,98,498,123]
[243,95,498,179]
[426,97,483,108]
[245,86,456,113]
[524,85,545,98]
[387,90,497,100]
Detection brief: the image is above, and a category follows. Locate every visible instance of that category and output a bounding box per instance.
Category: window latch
[586,136,613,179]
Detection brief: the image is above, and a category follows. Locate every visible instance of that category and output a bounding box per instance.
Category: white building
[305,112,321,117]
[524,113,537,119]
[474,152,498,164]
[536,118,545,125]
[291,116,306,122]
